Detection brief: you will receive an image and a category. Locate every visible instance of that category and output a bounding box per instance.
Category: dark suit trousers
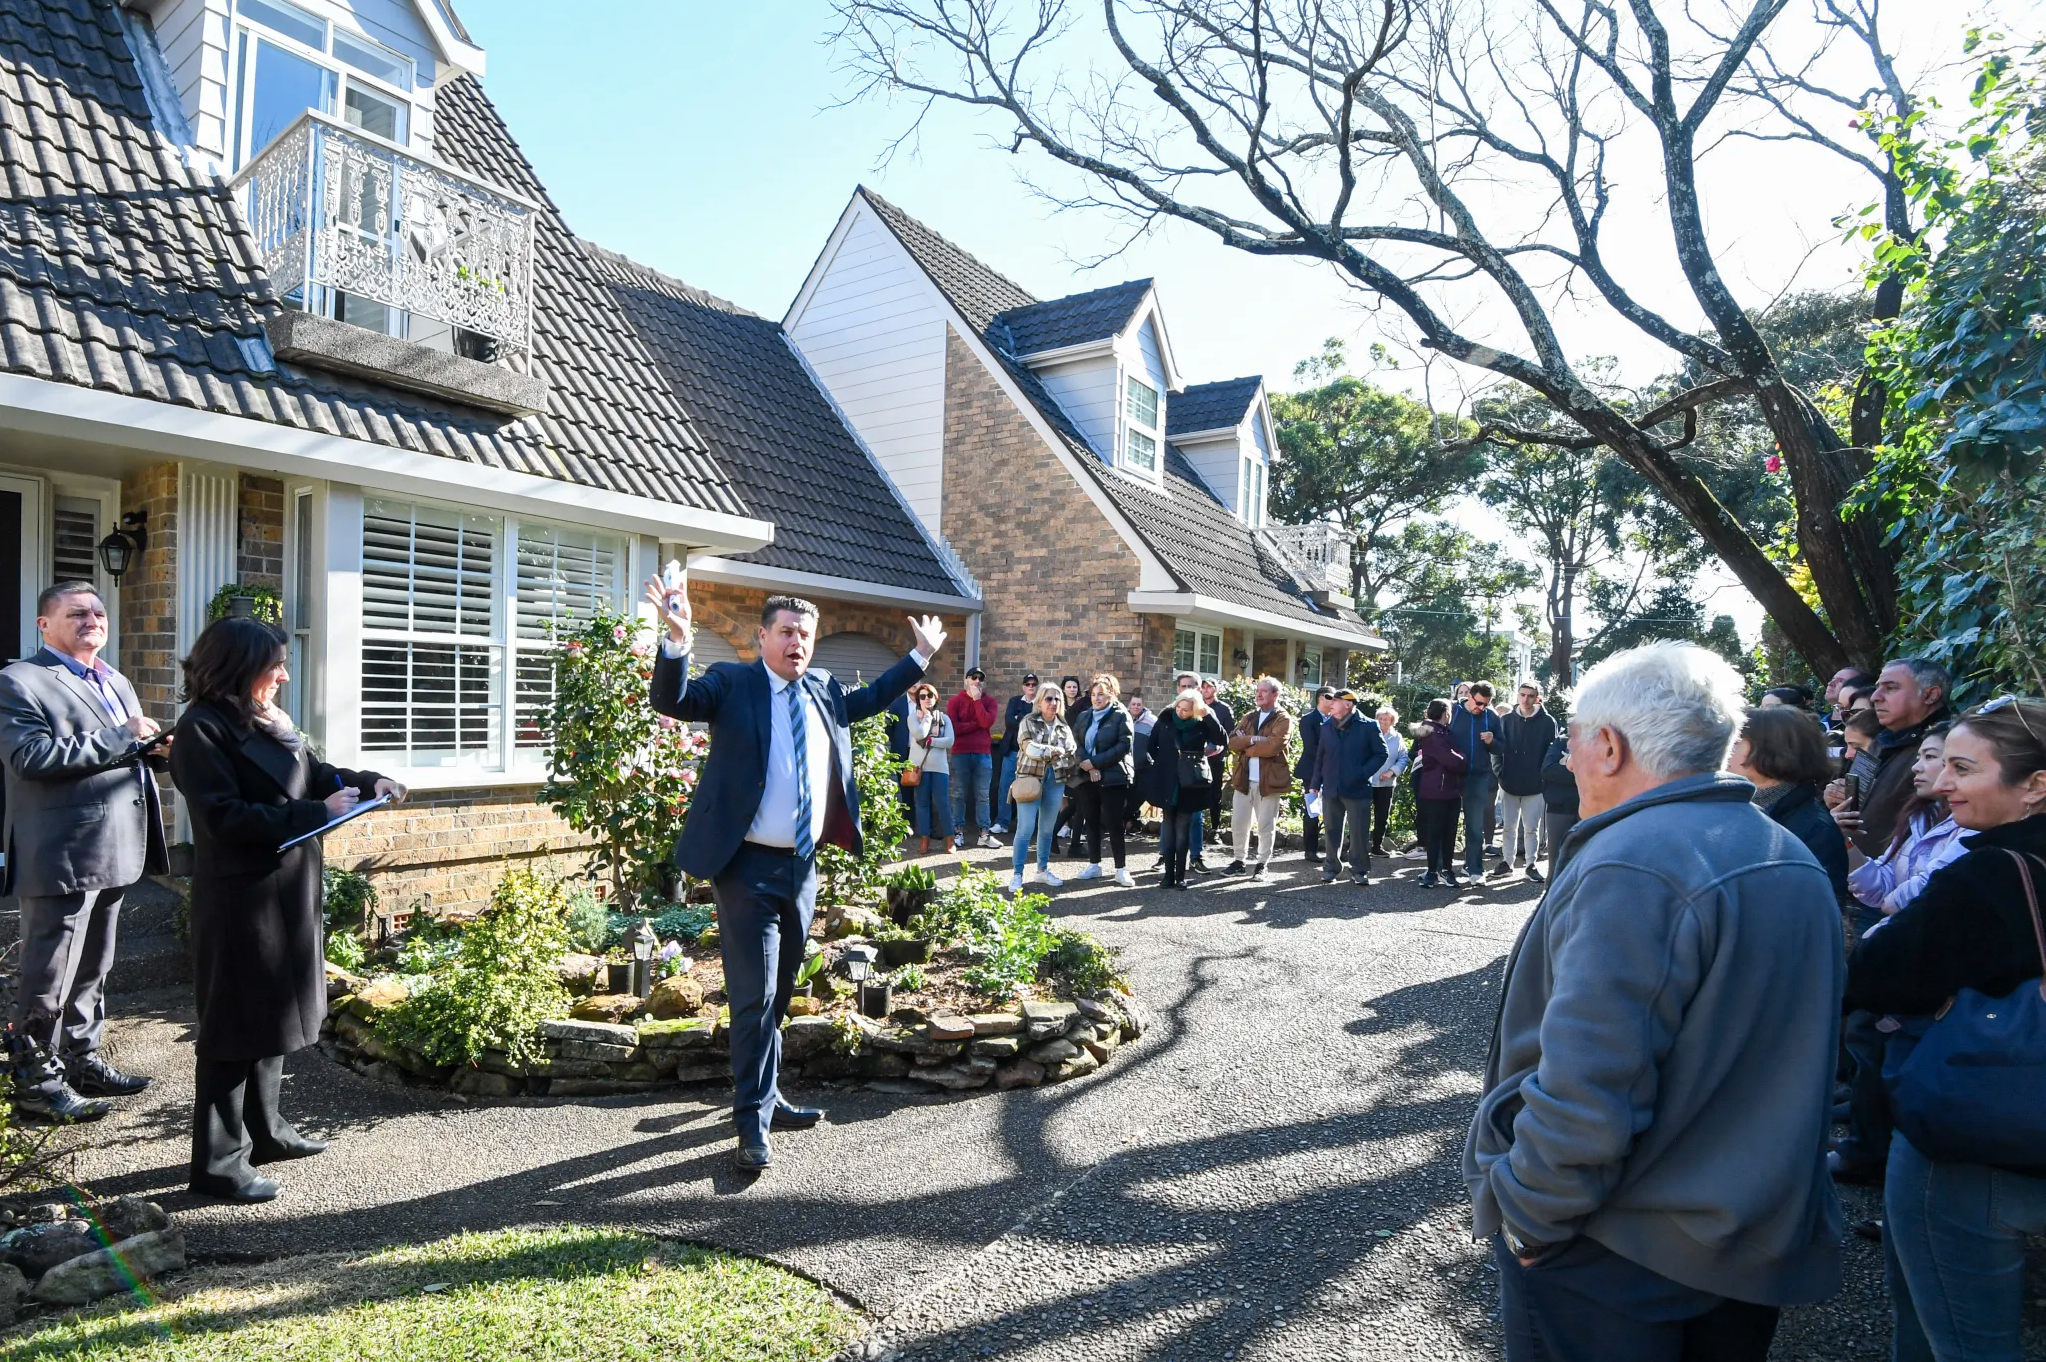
[13,886,123,1061]
[1493,1235,1778,1362]
[713,842,817,1144]
[191,1054,301,1187]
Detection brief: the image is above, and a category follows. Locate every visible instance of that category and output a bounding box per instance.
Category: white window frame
[1122,371,1161,478]
[1298,646,1323,688]
[230,0,418,170]
[1173,624,1223,681]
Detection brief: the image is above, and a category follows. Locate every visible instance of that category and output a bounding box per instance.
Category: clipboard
[279,794,392,852]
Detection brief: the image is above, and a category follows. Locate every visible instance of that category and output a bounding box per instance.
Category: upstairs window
[232,0,416,168]
[1239,453,1267,527]
[1124,375,1160,475]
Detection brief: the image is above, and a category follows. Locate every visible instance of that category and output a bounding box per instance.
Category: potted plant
[792,941,825,999]
[204,582,284,625]
[884,864,937,926]
[878,934,933,967]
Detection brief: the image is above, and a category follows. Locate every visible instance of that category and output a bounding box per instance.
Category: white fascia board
[407,0,486,76]
[0,372,773,552]
[1016,337,1115,367]
[1126,589,1386,652]
[1170,425,1240,444]
[685,555,981,615]
[1132,290,1183,393]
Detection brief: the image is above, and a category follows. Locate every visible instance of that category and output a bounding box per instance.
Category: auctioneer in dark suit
[170,699,385,1193]
[650,636,925,1150]
[0,646,167,1099]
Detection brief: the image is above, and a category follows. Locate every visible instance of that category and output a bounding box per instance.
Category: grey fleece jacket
[1463,772,1844,1306]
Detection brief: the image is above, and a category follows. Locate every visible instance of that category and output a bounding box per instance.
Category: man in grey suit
[0,583,167,1121]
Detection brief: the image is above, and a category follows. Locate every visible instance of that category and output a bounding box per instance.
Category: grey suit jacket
[0,648,168,898]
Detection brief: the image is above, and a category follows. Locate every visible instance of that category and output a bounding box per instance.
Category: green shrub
[324,928,366,973]
[913,868,1055,999]
[322,866,378,935]
[562,884,610,955]
[817,713,912,909]
[886,864,937,892]
[600,902,715,950]
[1042,928,1125,995]
[374,869,573,1066]
[891,962,928,992]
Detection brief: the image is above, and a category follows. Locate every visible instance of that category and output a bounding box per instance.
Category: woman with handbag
[1844,697,2046,1362]
[1006,687,1077,893]
[905,682,955,856]
[1155,688,1228,890]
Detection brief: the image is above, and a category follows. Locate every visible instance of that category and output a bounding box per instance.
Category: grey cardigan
[907,707,953,776]
[1463,773,1844,1306]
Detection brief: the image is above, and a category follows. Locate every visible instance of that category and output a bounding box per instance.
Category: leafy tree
[1578,581,1750,676]
[1363,521,1538,698]
[1269,341,1483,609]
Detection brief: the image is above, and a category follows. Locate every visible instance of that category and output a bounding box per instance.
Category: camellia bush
[818,712,911,910]
[539,605,709,907]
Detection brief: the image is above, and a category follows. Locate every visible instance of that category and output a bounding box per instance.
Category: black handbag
[1176,749,1211,791]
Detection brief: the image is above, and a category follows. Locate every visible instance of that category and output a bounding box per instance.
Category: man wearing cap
[1308,688,1388,886]
[1295,687,1336,862]
[993,673,1039,837]
[947,668,1000,849]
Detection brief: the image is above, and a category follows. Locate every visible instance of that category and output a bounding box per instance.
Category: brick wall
[942,327,1184,702]
[1251,637,1289,683]
[322,784,594,920]
[685,580,968,697]
[118,463,179,715]
[236,475,284,589]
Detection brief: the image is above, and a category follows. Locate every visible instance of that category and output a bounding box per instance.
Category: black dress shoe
[14,1085,111,1123]
[770,1103,822,1131]
[68,1055,151,1097]
[734,1140,772,1173]
[251,1135,329,1165]
[188,1172,280,1203]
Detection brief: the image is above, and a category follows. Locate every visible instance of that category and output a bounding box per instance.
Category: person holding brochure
[170,618,404,1202]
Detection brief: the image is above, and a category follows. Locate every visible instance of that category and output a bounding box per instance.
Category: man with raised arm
[644,571,946,1172]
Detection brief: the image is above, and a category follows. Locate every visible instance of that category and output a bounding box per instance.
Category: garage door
[687,627,743,675]
[811,631,901,686]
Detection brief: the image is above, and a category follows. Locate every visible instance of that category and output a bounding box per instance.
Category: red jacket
[946,690,998,756]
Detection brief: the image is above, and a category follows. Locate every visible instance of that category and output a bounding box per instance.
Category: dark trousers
[1369,785,1394,853]
[711,843,817,1145]
[191,1054,300,1189]
[1322,794,1372,879]
[1075,782,1128,868]
[1494,1236,1780,1362]
[1417,797,1460,874]
[1302,813,1321,861]
[1462,776,1497,875]
[1834,1008,1894,1176]
[1543,811,1578,879]
[12,887,124,1079]
[1160,809,1196,883]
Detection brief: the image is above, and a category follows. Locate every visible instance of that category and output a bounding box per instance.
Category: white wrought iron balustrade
[231,110,540,356]
[1264,522,1356,597]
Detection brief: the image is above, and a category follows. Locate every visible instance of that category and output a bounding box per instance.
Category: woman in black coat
[1153,689,1229,889]
[170,618,404,1201]
[1728,705,1850,904]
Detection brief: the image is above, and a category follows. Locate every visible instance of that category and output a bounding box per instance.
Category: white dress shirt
[1247,706,1277,788]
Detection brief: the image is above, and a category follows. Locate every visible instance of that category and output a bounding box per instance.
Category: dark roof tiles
[1168,375,1262,436]
[993,278,1151,356]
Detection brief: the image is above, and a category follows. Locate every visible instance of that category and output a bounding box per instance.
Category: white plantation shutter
[360,499,502,766]
[51,496,100,588]
[512,523,625,755]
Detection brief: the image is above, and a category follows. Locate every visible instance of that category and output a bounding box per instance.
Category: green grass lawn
[0,1226,860,1361]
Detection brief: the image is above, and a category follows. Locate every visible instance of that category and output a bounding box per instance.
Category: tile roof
[582,243,962,598]
[1168,375,1262,436]
[0,0,748,518]
[992,279,1151,356]
[856,188,1377,644]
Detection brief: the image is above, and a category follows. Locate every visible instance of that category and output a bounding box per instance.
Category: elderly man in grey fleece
[1464,641,1843,1362]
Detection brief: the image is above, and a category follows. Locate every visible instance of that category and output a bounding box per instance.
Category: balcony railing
[1264,522,1356,598]
[232,111,540,357]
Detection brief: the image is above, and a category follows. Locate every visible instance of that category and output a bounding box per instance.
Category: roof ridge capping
[578,240,760,319]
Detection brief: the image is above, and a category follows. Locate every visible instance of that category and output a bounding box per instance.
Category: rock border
[319,990,1152,1099]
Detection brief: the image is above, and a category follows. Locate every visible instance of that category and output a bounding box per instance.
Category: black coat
[1497,707,1558,796]
[1207,698,1235,787]
[1764,783,1851,905]
[1540,733,1578,818]
[1067,702,1134,787]
[171,701,382,1062]
[1293,708,1324,783]
[1152,712,1230,812]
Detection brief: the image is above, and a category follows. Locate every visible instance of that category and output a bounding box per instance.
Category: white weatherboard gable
[1033,355,1119,461]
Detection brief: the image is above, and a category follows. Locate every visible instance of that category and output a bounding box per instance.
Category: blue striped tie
[789,682,814,860]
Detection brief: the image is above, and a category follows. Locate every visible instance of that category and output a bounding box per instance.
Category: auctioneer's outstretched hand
[643,572,693,642]
[909,614,948,658]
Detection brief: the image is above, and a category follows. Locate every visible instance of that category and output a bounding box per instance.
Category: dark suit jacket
[651,645,924,880]
[0,648,167,897]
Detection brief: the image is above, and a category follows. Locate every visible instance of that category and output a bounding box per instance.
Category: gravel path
[73,842,1891,1360]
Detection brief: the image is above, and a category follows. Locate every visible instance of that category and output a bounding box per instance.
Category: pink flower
[612,625,628,643]
[565,641,584,655]
[657,715,679,730]
[1765,454,1782,473]
[681,769,698,786]
[630,640,650,658]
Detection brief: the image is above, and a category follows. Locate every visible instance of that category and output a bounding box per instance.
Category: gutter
[1126,590,1387,652]
[684,555,982,615]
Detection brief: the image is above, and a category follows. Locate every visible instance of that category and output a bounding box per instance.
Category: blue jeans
[1494,1235,1779,1362]
[950,752,992,836]
[996,751,1018,829]
[1885,1133,2046,1362]
[913,772,952,840]
[710,843,818,1146]
[1190,809,1204,858]
[1010,781,1064,874]
[1461,775,1496,876]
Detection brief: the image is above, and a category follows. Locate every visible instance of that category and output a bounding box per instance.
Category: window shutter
[360,499,501,764]
[51,497,99,587]
[513,523,623,751]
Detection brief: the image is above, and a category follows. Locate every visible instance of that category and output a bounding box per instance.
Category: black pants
[1075,783,1128,868]
[192,1054,302,1190]
[1494,1236,1778,1362]
[1834,1008,1893,1176]
[1302,814,1322,861]
[1417,797,1460,874]
[1160,808,1197,883]
[1369,785,1394,853]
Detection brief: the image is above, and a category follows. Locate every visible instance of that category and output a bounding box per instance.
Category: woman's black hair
[1061,675,1082,696]
[1763,684,1814,710]
[181,617,289,726]
[1738,705,1834,786]
[1425,698,1451,724]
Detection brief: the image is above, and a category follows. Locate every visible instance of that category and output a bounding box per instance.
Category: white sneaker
[979,832,1000,849]
[989,825,1008,836]
[1006,872,1025,894]
[1114,868,1135,888]
[1039,869,1065,888]
[1075,864,1104,881]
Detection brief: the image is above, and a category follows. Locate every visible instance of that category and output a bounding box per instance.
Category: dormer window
[1238,453,1267,527]
[1124,375,1160,475]
[232,0,416,169]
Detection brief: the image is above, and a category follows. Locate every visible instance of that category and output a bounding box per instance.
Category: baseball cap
[1022,671,1039,684]
[1332,687,1359,702]
[1314,685,1337,700]
[965,666,985,680]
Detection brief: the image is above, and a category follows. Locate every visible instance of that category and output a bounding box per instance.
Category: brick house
[0,0,975,915]
[781,188,1384,704]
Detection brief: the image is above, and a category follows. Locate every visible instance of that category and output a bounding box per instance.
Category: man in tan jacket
[1226,677,1293,877]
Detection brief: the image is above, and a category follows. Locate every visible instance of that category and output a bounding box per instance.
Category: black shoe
[1170,881,1191,892]
[734,1139,772,1173]
[14,1085,111,1123]
[1321,870,1338,883]
[1851,1218,1884,1242]
[1525,865,1545,883]
[1190,859,1210,875]
[1225,860,1245,874]
[1487,862,1512,879]
[1352,874,1370,887]
[770,1103,822,1131]
[1251,864,1267,880]
[67,1054,151,1097]
[1419,872,1440,888]
[1442,873,1464,889]
[251,1135,329,1165]
[188,1172,280,1203]
[1827,1149,1885,1186]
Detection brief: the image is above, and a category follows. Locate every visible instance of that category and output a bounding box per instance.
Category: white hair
[1571,641,1747,779]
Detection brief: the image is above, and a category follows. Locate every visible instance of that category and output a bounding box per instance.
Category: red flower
[1765,454,1782,474]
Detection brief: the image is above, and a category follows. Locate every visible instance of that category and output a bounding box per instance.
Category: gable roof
[1168,376,1262,436]
[852,188,1376,644]
[581,243,961,598]
[0,0,745,519]
[992,279,1151,357]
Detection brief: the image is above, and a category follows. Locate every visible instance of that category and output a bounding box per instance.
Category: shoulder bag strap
[2002,849,2046,1000]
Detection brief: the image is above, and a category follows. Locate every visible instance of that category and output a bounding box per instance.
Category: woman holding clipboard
[170,617,404,1202]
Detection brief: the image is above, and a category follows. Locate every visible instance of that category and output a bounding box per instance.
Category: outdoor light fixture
[630,917,657,998]
[1233,648,1250,671]
[96,512,148,583]
[842,944,878,984]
